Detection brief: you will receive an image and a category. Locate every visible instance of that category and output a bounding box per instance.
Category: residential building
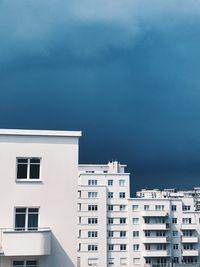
[0,129,81,267]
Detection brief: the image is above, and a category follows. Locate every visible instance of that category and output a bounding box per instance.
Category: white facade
[78,163,200,267]
[0,129,81,267]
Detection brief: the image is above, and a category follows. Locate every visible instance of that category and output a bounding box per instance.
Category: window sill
[16,179,43,184]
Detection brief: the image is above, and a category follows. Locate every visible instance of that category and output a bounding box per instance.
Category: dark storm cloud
[1,0,200,194]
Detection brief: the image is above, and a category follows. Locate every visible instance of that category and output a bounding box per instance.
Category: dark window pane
[17,164,27,179]
[15,213,26,230]
[13,261,24,266]
[28,208,38,213]
[28,214,38,230]
[16,208,26,213]
[27,260,37,266]
[30,158,40,164]
[30,164,40,179]
[17,159,28,163]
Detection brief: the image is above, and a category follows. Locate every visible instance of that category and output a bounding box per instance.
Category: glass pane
[26,261,37,267]
[30,158,40,164]
[28,214,38,230]
[17,164,27,179]
[13,261,24,267]
[30,164,40,179]
[17,159,28,163]
[28,208,38,213]
[15,213,26,230]
[16,208,26,213]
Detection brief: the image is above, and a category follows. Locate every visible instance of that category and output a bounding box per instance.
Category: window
[119,205,126,211]
[155,205,164,211]
[173,231,178,237]
[182,218,192,224]
[119,180,125,186]
[88,180,97,186]
[144,205,149,210]
[88,218,98,224]
[172,205,177,211]
[108,192,113,199]
[172,218,177,224]
[120,244,127,251]
[133,231,139,238]
[108,231,114,237]
[133,258,140,265]
[182,205,191,211]
[108,205,114,211]
[120,231,126,237]
[108,218,114,224]
[88,192,98,198]
[88,231,98,238]
[145,244,151,250]
[173,244,179,250]
[120,218,126,224]
[133,244,139,251]
[145,231,150,237]
[15,208,39,231]
[17,158,40,180]
[88,245,98,251]
[119,192,125,199]
[173,257,179,264]
[108,258,114,265]
[183,230,193,237]
[132,218,139,224]
[88,205,98,211]
[13,261,37,267]
[156,244,166,250]
[156,231,165,237]
[108,244,114,251]
[108,180,113,186]
[132,205,139,211]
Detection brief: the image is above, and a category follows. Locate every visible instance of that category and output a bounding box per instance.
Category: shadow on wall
[40,233,74,267]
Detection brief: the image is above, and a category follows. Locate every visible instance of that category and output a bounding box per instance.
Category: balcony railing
[143,250,171,257]
[143,236,170,243]
[142,211,169,217]
[0,227,51,256]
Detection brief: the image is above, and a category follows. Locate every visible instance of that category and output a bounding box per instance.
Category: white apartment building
[78,163,200,267]
[0,129,81,267]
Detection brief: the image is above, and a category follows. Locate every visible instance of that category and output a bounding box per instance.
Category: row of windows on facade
[86,257,127,266]
[132,217,195,224]
[132,204,191,211]
[79,244,127,252]
[132,230,196,237]
[13,260,37,267]
[78,230,127,238]
[78,217,127,225]
[87,179,126,187]
[78,204,127,212]
[78,191,126,199]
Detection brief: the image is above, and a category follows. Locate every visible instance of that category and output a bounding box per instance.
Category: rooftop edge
[0,129,82,137]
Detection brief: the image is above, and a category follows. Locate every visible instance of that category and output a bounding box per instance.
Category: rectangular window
[17,158,40,180]
[172,205,177,211]
[108,180,113,186]
[119,205,126,211]
[155,205,164,211]
[133,244,139,251]
[132,218,139,224]
[119,192,125,198]
[15,208,39,231]
[88,218,98,224]
[182,218,192,224]
[120,244,127,251]
[88,231,98,238]
[119,180,125,186]
[13,261,37,267]
[173,244,179,250]
[88,192,98,198]
[182,205,191,211]
[120,218,126,224]
[132,205,139,211]
[88,245,98,251]
[120,231,126,237]
[108,218,114,224]
[108,244,114,251]
[173,231,178,237]
[133,231,139,238]
[88,205,98,211]
[108,192,113,198]
[108,231,114,237]
[88,180,97,186]
[108,205,113,211]
[144,205,149,210]
[172,218,177,224]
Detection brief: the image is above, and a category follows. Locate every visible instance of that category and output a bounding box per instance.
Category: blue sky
[1,0,200,195]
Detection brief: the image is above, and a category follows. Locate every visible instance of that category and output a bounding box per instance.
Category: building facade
[78,163,200,267]
[0,129,81,267]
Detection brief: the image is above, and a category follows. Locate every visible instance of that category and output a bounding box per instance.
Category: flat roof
[0,129,82,137]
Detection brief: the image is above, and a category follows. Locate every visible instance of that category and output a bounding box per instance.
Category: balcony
[142,211,169,217]
[182,250,198,257]
[181,224,196,230]
[143,250,171,257]
[143,236,170,244]
[181,236,198,243]
[0,228,51,256]
[143,223,170,230]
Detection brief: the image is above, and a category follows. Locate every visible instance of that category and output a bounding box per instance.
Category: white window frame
[16,157,41,182]
[13,260,37,267]
[15,207,39,231]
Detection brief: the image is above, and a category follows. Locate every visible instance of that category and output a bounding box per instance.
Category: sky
[1,0,200,195]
